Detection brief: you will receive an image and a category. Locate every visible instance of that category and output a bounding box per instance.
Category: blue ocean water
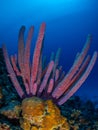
[0,0,98,102]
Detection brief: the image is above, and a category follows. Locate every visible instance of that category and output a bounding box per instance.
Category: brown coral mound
[20,97,70,130]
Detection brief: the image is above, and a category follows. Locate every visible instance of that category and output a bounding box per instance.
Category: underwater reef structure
[1,22,97,130]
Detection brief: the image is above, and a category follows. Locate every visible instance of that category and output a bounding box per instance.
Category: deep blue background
[0,0,98,102]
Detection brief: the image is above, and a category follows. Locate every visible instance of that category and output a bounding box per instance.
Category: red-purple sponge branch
[2,23,97,105]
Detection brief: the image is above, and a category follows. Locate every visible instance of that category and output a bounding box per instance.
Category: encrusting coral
[0,100,21,119]
[0,122,11,130]
[1,22,97,129]
[20,97,70,130]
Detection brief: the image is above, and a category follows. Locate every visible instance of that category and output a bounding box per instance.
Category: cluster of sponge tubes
[2,23,97,106]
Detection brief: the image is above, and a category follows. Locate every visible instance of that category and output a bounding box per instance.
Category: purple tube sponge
[2,23,97,105]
